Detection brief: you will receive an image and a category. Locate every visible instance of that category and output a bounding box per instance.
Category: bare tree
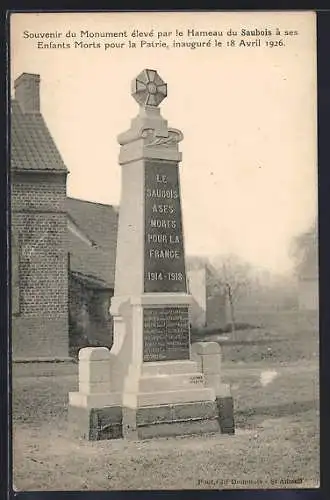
[211,254,253,336]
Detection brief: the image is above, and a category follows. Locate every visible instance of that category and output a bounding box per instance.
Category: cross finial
[131,69,167,108]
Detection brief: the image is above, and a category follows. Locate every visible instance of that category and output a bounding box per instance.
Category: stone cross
[131,69,167,107]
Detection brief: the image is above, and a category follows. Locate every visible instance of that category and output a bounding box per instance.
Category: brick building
[11,74,69,360]
[11,73,118,360]
[67,198,118,356]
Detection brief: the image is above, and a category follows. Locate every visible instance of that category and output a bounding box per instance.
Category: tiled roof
[11,99,67,172]
[67,198,119,288]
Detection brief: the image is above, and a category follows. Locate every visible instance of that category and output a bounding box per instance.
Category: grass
[192,310,319,364]
[12,310,320,491]
[222,363,319,428]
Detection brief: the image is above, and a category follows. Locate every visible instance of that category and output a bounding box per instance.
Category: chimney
[14,73,41,113]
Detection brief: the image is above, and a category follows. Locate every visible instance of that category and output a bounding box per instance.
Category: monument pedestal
[68,69,235,440]
[68,347,221,441]
[68,338,234,440]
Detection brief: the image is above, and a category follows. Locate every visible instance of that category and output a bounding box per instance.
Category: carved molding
[142,128,184,148]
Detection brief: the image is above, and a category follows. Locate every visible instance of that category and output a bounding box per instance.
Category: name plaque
[144,160,187,293]
[143,306,190,362]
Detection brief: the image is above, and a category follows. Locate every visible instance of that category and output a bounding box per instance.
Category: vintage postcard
[10,10,319,491]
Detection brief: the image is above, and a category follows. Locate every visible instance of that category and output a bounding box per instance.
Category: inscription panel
[144,160,187,293]
[143,306,190,362]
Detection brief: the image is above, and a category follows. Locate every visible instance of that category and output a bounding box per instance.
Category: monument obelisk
[69,70,233,440]
[108,69,218,438]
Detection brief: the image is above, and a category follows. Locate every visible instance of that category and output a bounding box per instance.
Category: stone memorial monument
[69,69,234,440]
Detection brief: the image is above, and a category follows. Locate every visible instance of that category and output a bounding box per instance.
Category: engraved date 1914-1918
[146,271,184,281]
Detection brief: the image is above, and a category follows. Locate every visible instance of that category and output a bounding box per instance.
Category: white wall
[187,268,206,328]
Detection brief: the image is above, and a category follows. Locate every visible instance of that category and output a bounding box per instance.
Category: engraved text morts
[144,161,187,293]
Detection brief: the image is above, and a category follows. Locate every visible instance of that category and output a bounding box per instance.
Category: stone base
[68,399,235,441]
[216,396,235,434]
[68,405,123,441]
[136,401,220,439]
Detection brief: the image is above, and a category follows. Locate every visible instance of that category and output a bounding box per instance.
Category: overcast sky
[10,11,317,274]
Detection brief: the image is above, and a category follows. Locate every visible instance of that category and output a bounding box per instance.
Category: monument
[69,69,234,440]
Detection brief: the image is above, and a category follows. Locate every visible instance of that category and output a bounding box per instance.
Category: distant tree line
[290,221,318,279]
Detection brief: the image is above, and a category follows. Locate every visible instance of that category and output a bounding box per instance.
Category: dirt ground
[13,412,319,491]
[12,359,319,491]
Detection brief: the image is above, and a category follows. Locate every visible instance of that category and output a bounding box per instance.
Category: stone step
[137,387,216,407]
[142,360,199,376]
[139,372,205,392]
